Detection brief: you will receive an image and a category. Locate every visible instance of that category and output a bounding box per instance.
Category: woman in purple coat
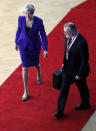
[15,4,48,101]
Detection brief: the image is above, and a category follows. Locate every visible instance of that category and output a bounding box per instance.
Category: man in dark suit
[53,22,90,119]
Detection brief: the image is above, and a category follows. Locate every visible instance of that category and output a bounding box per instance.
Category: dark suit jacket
[63,33,90,78]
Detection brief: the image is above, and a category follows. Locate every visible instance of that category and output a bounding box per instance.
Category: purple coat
[15,16,48,53]
[15,16,48,67]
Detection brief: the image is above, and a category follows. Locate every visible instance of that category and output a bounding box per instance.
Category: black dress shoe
[53,112,63,119]
[74,104,90,110]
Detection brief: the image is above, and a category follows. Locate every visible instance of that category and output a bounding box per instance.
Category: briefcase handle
[59,68,62,71]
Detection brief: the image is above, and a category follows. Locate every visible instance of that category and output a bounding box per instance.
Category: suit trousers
[57,72,90,114]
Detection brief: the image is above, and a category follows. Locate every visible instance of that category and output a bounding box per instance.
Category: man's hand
[43,50,48,58]
[15,44,19,51]
[75,75,81,80]
[62,64,64,68]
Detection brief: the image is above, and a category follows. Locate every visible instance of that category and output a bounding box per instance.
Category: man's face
[64,27,72,38]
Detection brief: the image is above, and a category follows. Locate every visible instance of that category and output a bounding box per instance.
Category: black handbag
[53,69,62,90]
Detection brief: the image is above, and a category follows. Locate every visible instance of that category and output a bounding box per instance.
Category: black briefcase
[53,69,62,90]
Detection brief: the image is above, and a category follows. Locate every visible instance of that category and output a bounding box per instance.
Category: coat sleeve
[15,16,21,45]
[77,39,89,77]
[39,20,48,51]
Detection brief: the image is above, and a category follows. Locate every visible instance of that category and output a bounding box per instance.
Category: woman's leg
[22,67,29,98]
[35,64,42,84]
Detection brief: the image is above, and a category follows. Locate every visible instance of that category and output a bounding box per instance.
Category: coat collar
[66,33,80,57]
[23,16,36,37]
[65,32,79,50]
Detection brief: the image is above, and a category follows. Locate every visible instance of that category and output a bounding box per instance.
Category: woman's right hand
[43,50,48,58]
[15,44,19,51]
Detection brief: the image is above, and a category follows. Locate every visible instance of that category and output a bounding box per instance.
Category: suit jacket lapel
[68,34,79,57]
[29,17,36,37]
[23,17,29,37]
[23,16,36,38]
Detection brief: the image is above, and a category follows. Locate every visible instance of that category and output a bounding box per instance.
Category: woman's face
[25,11,33,20]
